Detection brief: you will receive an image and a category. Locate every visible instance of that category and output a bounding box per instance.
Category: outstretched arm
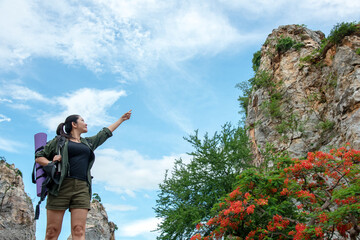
[108,110,132,133]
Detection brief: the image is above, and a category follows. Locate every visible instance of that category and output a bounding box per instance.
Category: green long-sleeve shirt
[35,127,113,196]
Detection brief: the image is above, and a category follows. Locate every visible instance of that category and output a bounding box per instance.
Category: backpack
[32,133,66,220]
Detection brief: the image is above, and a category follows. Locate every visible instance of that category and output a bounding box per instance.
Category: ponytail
[56,115,80,139]
[56,122,66,136]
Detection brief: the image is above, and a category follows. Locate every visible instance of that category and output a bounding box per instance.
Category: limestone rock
[246,24,360,165]
[0,158,36,240]
[68,199,116,240]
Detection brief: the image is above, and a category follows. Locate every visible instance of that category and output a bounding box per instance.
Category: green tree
[154,123,252,240]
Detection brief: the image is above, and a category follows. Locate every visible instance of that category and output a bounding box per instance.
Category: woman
[35,110,132,240]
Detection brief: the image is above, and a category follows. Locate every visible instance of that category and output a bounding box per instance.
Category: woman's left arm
[108,110,132,133]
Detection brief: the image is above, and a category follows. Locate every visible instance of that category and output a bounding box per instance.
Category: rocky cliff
[67,199,116,240]
[245,24,360,165]
[0,157,36,240]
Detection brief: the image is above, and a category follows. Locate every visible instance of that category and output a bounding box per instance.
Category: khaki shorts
[46,178,90,210]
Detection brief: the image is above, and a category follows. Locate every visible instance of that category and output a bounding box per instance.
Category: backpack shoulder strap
[32,145,46,184]
[55,135,66,153]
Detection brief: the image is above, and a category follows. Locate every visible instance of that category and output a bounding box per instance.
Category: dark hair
[56,115,80,138]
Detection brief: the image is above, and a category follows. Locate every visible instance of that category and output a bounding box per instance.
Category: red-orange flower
[246,205,255,215]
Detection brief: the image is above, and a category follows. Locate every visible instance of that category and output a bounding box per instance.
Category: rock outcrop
[0,158,36,240]
[246,24,360,165]
[67,199,116,240]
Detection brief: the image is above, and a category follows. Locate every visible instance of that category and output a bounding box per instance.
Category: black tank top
[67,141,91,181]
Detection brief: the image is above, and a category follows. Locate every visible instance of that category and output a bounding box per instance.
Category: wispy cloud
[220,0,360,24]
[0,82,126,131]
[0,137,24,153]
[43,88,126,131]
[103,203,137,212]
[0,83,49,111]
[0,114,11,123]
[0,98,12,103]
[120,217,161,238]
[0,83,48,102]
[92,148,190,196]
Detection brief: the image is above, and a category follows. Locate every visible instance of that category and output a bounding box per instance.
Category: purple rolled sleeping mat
[34,132,47,197]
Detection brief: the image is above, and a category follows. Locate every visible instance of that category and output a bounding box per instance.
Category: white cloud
[0,84,48,111]
[0,98,12,103]
[120,217,161,238]
[0,84,48,102]
[43,88,126,131]
[1,0,359,76]
[0,137,24,153]
[0,114,11,123]
[103,203,137,212]
[6,103,31,110]
[0,0,246,76]
[149,3,243,61]
[92,148,190,196]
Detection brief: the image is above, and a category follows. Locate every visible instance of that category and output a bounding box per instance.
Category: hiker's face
[75,117,88,133]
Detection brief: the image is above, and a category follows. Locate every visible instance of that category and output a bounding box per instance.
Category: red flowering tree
[191,145,360,240]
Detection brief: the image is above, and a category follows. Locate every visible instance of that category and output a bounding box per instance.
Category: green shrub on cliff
[276,36,296,53]
[252,50,261,72]
[328,22,359,45]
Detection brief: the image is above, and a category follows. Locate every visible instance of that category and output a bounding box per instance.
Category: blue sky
[0,0,359,239]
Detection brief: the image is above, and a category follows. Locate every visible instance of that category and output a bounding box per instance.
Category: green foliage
[193,146,360,240]
[235,81,252,115]
[276,36,295,53]
[261,96,282,119]
[237,96,249,115]
[328,22,359,45]
[250,70,273,90]
[326,72,337,88]
[236,71,274,116]
[296,24,307,28]
[356,48,360,55]
[304,92,321,105]
[259,83,283,119]
[16,169,22,177]
[252,50,261,72]
[317,119,335,131]
[300,54,315,63]
[92,193,102,203]
[155,123,252,240]
[275,113,303,135]
[114,224,118,231]
[293,42,305,51]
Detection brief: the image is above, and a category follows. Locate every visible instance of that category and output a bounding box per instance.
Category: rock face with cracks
[67,199,116,240]
[0,159,36,240]
[246,24,360,166]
